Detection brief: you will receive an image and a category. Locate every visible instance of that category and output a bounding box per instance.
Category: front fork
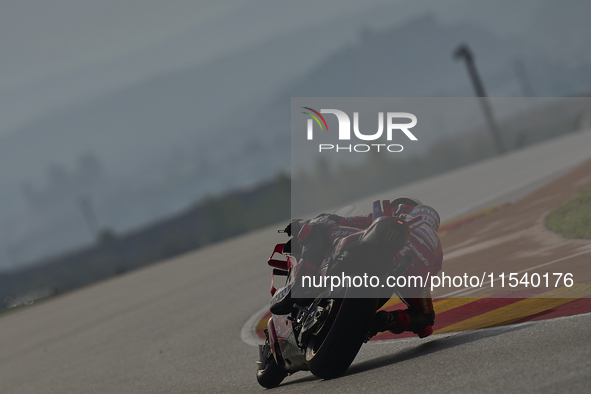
[257,333,272,371]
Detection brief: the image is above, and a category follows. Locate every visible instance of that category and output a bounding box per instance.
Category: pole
[454,44,506,154]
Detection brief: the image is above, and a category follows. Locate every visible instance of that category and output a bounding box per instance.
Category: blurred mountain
[240,13,565,163]
[286,13,525,98]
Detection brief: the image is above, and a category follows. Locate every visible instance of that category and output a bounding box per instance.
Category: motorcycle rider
[270,197,442,339]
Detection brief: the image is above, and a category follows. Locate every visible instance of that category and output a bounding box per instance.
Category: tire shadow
[344,324,531,377]
[276,373,318,387]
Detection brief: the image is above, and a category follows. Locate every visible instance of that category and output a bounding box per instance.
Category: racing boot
[369,309,435,338]
[269,261,318,315]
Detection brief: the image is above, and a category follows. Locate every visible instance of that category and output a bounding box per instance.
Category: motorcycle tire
[256,351,288,388]
[306,296,378,379]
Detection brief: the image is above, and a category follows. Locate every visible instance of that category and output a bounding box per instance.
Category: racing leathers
[270,204,443,338]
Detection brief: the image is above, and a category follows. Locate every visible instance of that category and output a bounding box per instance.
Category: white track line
[240,304,269,346]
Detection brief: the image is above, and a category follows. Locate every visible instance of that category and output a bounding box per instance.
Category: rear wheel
[306,296,378,379]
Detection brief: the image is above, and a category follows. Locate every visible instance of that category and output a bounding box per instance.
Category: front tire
[256,349,288,388]
[306,297,378,379]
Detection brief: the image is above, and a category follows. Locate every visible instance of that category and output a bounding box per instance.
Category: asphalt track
[2,129,591,394]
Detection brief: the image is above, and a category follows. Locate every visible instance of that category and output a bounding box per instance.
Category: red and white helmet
[391,197,423,211]
[410,205,441,231]
[391,197,440,231]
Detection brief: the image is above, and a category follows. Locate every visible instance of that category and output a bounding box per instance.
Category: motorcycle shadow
[275,374,319,387]
[274,324,531,387]
[344,324,532,378]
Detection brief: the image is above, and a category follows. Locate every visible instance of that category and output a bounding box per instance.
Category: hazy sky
[2,0,587,137]
[0,0,402,135]
[0,1,247,88]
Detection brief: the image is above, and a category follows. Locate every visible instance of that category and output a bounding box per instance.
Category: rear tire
[306,297,378,379]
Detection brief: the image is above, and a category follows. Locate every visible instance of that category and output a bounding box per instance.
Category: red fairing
[268,258,288,270]
[270,274,276,295]
[270,254,296,295]
[269,244,285,260]
[272,243,286,256]
[268,243,289,270]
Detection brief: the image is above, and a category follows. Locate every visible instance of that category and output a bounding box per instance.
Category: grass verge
[545,185,591,238]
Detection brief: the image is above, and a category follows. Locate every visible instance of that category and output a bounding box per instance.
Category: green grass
[545,185,591,239]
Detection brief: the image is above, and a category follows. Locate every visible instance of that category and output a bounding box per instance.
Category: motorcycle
[256,200,415,388]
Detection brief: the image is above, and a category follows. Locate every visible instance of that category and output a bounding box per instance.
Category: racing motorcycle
[256,200,415,388]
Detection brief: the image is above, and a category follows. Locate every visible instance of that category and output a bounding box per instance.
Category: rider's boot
[270,261,318,315]
[369,309,435,338]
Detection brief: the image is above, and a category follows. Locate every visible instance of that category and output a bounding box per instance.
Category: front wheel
[306,297,378,379]
[256,347,288,388]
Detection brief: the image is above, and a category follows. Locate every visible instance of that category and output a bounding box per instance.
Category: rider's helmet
[391,197,440,231]
[391,197,422,213]
[409,205,441,231]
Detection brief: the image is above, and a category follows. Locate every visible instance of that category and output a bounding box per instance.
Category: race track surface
[2,129,591,393]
